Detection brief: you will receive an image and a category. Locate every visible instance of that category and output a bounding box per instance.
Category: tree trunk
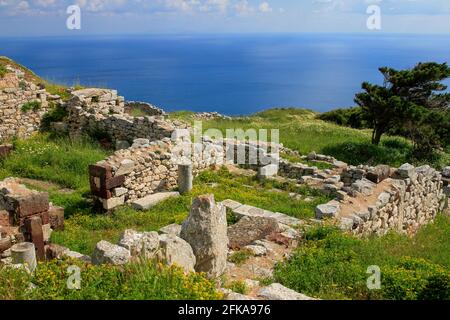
[372,128,383,145]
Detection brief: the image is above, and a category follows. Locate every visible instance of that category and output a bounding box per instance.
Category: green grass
[273,215,450,300]
[171,108,450,169]
[228,250,253,266]
[0,258,222,300]
[225,280,249,294]
[52,167,329,255]
[21,101,41,112]
[0,135,327,255]
[0,134,108,191]
[0,56,76,102]
[0,64,6,78]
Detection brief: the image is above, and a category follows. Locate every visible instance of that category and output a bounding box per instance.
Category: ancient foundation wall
[0,67,57,142]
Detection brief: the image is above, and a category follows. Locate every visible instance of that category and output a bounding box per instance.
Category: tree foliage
[355,62,450,158]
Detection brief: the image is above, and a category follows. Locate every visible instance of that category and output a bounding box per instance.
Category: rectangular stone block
[7,193,49,219]
[105,175,125,190]
[24,216,45,261]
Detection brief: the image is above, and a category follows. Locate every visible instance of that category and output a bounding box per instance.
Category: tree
[355,62,450,152]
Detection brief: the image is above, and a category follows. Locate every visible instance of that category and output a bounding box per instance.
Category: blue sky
[1,0,450,36]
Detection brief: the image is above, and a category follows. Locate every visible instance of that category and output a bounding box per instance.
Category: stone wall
[89,137,281,209]
[124,101,166,117]
[66,88,183,145]
[0,66,57,142]
[316,164,448,237]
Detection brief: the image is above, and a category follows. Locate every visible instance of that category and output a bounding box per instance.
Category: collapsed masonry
[0,178,65,265]
[0,65,61,142]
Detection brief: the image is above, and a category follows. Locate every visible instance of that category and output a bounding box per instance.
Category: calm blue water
[1,34,449,114]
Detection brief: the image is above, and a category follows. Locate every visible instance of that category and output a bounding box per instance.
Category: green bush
[225,280,248,295]
[318,107,367,129]
[21,101,41,112]
[382,257,450,300]
[41,103,69,132]
[0,258,222,300]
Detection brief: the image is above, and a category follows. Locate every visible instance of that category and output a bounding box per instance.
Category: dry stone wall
[0,66,58,142]
[66,88,183,145]
[316,163,448,237]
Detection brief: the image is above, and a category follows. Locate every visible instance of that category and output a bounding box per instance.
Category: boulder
[228,216,279,249]
[180,195,228,278]
[118,229,159,259]
[258,283,316,300]
[92,240,131,265]
[158,234,196,273]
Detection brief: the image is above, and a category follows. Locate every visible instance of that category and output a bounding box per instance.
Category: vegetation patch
[0,258,221,300]
[273,215,450,300]
[225,280,249,294]
[228,250,253,266]
[21,101,41,112]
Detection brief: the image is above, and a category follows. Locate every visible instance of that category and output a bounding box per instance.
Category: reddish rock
[24,216,45,261]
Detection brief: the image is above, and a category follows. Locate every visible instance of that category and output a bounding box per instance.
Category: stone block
[24,216,45,261]
[6,192,49,219]
[92,240,131,265]
[115,159,135,176]
[315,201,341,219]
[48,205,65,231]
[131,192,180,211]
[101,196,125,210]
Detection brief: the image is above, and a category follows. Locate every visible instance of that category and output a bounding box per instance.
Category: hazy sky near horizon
[1,0,450,36]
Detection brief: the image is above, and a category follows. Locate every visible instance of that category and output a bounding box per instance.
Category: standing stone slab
[24,216,45,261]
[180,194,228,278]
[178,164,193,195]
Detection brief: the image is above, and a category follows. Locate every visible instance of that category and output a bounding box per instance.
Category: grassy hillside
[0,56,76,101]
[171,108,450,169]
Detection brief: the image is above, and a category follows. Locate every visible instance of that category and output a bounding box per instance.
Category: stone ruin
[0,178,65,267]
[0,65,62,142]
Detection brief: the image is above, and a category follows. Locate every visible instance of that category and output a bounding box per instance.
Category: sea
[1,33,449,115]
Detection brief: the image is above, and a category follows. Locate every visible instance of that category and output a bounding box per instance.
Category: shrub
[382,257,450,300]
[318,107,367,129]
[21,101,41,112]
[41,103,69,132]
